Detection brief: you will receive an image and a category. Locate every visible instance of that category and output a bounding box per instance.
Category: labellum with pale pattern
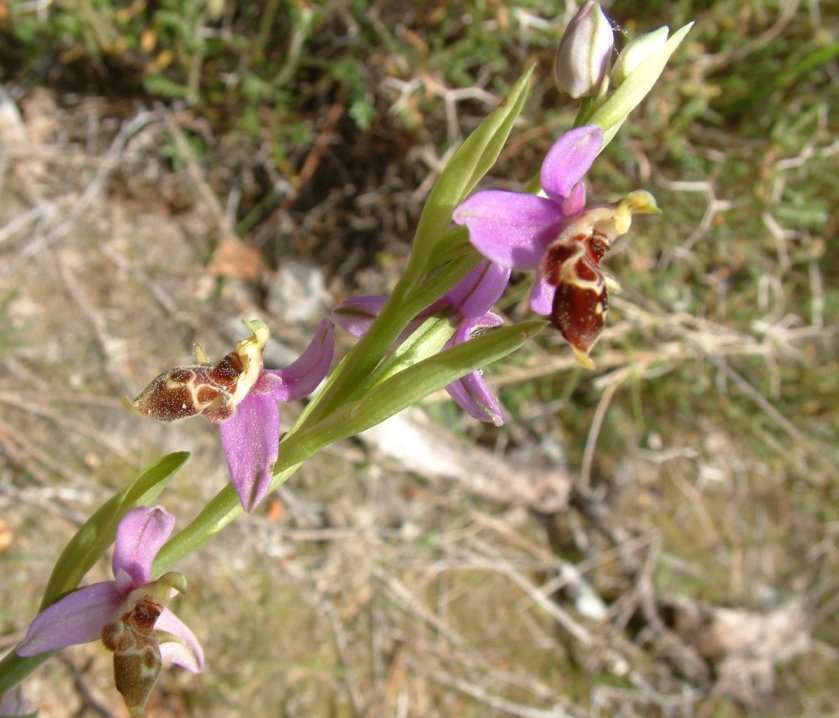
[124,320,269,424]
[540,191,660,368]
[101,597,164,718]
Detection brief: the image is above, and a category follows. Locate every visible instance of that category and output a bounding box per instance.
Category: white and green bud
[554,2,614,99]
[611,26,670,85]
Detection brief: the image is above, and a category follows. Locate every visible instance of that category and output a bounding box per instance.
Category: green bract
[587,23,693,147]
[408,66,535,276]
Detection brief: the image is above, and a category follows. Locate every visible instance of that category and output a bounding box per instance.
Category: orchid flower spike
[453,125,659,368]
[17,506,203,717]
[125,318,335,511]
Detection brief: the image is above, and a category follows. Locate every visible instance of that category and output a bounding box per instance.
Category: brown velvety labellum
[131,362,238,424]
[542,239,582,285]
[132,372,201,422]
[101,598,164,718]
[541,229,614,357]
[208,351,245,390]
[551,275,608,354]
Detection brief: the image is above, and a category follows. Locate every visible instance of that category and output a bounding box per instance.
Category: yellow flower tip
[611,190,661,233]
[122,396,142,414]
[572,346,596,370]
[157,571,188,596]
[239,318,270,351]
[193,343,210,365]
[624,190,661,216]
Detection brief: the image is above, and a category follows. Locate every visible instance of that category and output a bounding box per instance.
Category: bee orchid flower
[453,125,659,368]
[17,506,203,717]
[125,319,335,511]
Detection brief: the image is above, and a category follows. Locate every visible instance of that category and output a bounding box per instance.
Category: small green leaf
[40,452,189,609]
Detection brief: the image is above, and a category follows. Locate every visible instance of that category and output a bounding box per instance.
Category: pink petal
[450,313,503,347]
[219,390,280,512]
[446,372,504,426]
[529,277,556,315]
[16,582,123,656]
[472,311,504,330]
[453,191,563,269]
[156,608,205,673]
[0,686,30,715]
[561,182,587,216]
[112,506,175,587]
[445,261,511,320]
[443,314,505,426]
[540,126,602,201]
[263,318,335,402]
[332,295,388,337]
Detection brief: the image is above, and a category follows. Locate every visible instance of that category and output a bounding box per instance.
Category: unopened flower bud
[611,26,669,85]
[554,2,614,99]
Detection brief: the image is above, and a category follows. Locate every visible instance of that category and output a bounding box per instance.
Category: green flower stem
[153,462,300,573]
[573,95,598,127]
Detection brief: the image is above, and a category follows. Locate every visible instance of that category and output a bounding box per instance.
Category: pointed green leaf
[409,66,535,271]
